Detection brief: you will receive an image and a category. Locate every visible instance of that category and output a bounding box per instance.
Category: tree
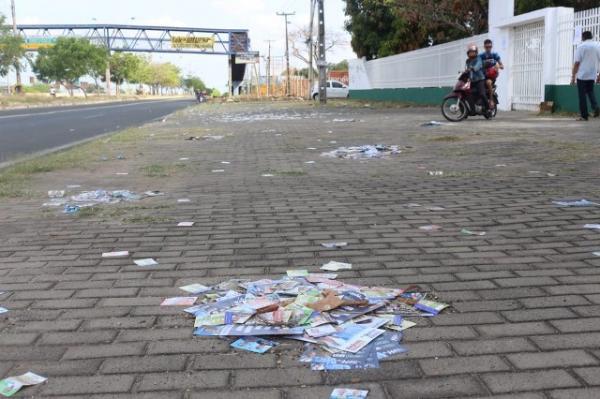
[344,0,599,59]
[329,60,349,71]
[105,52,143,95]
[183,76,206,92]
[145,62,181,95]
[0,14,28,86]
[289,24,346,76]
[34,37,108,97]
[344,0,424,59]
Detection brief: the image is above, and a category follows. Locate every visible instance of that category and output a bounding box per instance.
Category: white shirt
[575,41,600,81]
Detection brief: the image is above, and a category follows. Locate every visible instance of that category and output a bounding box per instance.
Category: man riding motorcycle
[465,45,491,117]
[480,39,504,109]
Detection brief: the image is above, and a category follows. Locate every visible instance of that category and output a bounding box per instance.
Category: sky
[0,0,357,90]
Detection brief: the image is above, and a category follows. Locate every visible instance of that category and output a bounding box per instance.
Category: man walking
[571,31,600,121]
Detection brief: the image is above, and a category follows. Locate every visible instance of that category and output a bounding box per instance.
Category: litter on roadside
[102,251,129,258]
[161,297,198,306]
[428,171,444,176]
[47,190,65,198]
[63,205,80,215]
[332,119,355,123]
[322,242,348,249]
[73,190,141,203]
[212,169,225,173]
[419,225,441,232]
[593,252,600,257]
[204,135,224,141]
[262,174,274,177]
[134,258,158,267]
[182,274,448,371]
[180,284,211,294]
[553,199,599,207]
[178,222,195,227]
[584,224,600,230]
[0,307,8,315]
[179,157,189,161]
[421,121,445,127]
[321,261,352,271]
[144,191,165,197]
[178,199,191,203]
[321,145,401,160]
[231,337,278,354]
[330,388,369,399]
[461,229,486,236]
[44,189,143,209]
[0,372,47,397]
[287,270,309,278]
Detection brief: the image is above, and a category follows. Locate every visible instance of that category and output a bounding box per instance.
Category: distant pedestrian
[571,31,600,121]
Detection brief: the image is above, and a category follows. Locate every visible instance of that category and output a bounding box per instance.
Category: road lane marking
[0,99,190,120]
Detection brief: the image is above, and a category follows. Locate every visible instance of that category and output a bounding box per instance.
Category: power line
[276,11,295,96]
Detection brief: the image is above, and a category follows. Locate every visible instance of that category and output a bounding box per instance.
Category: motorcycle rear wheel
[441,97,467,122]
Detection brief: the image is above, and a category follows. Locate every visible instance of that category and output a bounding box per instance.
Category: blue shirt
[466,57,485,82]
[480,51,501,68]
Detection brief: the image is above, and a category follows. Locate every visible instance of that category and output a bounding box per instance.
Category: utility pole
[307,0,316,100]
[265,40,274,97]
[317,0,327,104]
[276,11,295,96]
[11,0,22,94]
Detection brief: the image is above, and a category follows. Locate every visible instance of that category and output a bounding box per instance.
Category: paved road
[0,99,194,163]
[1,103,600,398]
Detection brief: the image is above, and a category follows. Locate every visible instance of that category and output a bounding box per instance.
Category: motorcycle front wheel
[441,97,467,122]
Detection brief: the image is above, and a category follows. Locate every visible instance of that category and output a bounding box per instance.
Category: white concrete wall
[349,0,578,111]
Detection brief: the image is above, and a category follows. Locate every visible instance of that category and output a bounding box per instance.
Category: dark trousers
[474,80,489,111]
[577,79,598,119]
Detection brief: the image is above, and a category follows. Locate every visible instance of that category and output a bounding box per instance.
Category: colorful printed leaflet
[179,284,211,294]
[194,324,305,336]
[330,388,369,399]
[0,372,47,397]
[414,298,449,315]
[161,297,197,306]
[321,261,352,271]
[231,337,277,354]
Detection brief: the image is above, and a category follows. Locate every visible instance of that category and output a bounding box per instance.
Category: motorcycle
[441,71,498,122]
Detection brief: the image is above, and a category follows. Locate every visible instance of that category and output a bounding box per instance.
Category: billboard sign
[23,37,56,50]
[171,36,215,49]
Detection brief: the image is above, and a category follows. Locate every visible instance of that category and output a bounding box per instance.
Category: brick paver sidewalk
[1,102,600,398]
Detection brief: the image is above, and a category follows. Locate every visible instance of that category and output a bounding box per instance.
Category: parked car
[311,80,349,100]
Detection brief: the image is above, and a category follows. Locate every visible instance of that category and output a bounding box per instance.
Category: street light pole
[317,0,327,104]
[307,0,316,100]
[265,40,274,97]
[11,0,22,94]
[276,11,295,97]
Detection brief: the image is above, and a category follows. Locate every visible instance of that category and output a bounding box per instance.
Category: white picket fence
[363,35,487,89]
[557,6,600,84]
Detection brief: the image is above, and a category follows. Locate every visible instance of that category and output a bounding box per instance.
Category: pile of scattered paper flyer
[43,189,164,214]
[169,271,449,371]
[321,145,402,160]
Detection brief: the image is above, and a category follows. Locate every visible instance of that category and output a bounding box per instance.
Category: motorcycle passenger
[480,39,504,108]
[465,45,490,116]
